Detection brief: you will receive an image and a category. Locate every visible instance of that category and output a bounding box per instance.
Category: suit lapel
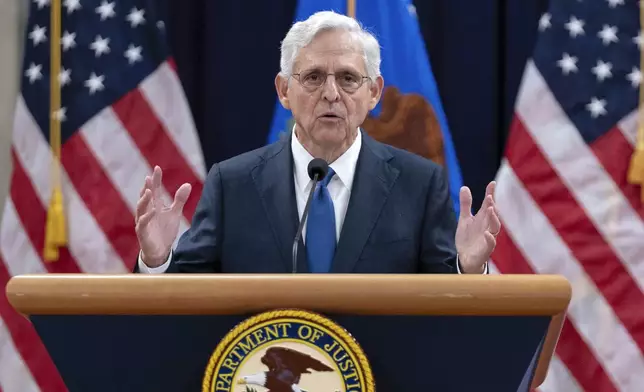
[331,133,399,273]
[251,134,310,273]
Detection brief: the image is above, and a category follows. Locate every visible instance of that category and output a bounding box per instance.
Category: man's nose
[321,75,340,102]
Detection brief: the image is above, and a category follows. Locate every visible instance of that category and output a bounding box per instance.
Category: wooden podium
[6,274,571,391]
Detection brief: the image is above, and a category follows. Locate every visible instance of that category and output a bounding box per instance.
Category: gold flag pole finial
[44,0,66,262]
[628,0,644,202]
[347,0,356,18]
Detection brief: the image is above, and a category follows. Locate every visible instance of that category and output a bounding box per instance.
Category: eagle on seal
[236,346,334,392]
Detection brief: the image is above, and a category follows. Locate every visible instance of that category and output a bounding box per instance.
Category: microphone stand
[292,173,321,273]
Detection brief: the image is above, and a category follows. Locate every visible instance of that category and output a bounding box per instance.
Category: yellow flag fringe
[628,0,644,202]
[44,188,67,261]
[44,0,66,262]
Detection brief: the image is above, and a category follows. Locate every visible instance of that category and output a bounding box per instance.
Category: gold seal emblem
[202,309,375,392]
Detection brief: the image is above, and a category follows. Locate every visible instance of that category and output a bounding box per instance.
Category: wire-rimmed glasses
[292,70,370,93]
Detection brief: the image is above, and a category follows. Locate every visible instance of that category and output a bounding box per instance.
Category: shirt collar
[291,126,362,192]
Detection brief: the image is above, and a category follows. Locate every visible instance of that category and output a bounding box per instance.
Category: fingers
[137,166,162,219]
[139,166,190,216]
[480,195,492,213]
[139,174,153,198]
[479,181,496,211]
[135,208,156,233]
[459,186,473,219]
[488,206,501,236]
[171,183,192,213]
[483,231,496,251]
[151,166,163,208]
[486,181,496,198]
[139,166,159,197]
[139,166,165,211]
[485,181,501,235]
[135,188,152,221]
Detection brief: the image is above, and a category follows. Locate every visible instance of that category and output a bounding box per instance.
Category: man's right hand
[135,166,192,268]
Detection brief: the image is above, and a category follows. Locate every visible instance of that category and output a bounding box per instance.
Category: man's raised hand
[135,166,192,268]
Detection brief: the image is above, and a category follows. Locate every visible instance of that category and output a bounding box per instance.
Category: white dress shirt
[138,128,483,274]
[292,127,361,243]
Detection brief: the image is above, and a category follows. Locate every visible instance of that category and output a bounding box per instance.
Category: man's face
[276,29,383,153]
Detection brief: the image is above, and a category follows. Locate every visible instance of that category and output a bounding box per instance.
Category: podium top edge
[6,273,571,282]
[5,274,572,316]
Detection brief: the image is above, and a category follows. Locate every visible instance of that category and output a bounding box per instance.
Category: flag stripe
[0,215,66,392]
[492,230,533,275]
[61,131,139,269]
[0,309,40,392]
[12,97,127,274]
[494,161,644,391]
[556,319,618,392]
[11,98,57,209]
[590,126,644,220]
[517,61,644,289]
[0,200,46,282]
[7,99,81,273]
[139,61,206,181]
[492,228,615,391]
[506,116,644,356]
[10,150,81,273]
[0,201,49,392]
[537,355,583,392]
[0,257,66,391]
[80,107,191,247]
[617,109,638,148]
[111,87,202,223]
[79,106,151,212]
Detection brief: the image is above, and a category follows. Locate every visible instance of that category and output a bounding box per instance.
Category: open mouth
[320,114,341,119]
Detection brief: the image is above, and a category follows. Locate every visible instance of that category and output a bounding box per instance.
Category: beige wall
[0,0,29,224]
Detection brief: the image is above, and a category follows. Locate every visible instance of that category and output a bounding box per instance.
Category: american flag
[491,0,644,391]
[0,0,205,390]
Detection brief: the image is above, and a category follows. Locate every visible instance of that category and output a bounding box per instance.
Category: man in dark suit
[134,11,500,274]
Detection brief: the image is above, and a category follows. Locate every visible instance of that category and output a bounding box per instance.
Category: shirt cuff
[456,254,488,274]
[137,250,172,274]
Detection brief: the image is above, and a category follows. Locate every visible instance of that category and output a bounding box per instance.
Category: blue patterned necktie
[306,167,336,273]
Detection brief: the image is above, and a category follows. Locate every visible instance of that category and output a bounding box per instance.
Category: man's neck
[294,128,358,164]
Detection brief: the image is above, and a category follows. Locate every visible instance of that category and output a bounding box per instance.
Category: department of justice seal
[202,309,375,392]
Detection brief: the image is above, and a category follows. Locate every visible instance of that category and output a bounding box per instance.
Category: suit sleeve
[164,163,224,273]
[418,165,459,273]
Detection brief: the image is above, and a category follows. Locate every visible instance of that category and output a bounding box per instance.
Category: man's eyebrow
[297,66,362,74]
[296,66,324,73]
[335,67,361,74]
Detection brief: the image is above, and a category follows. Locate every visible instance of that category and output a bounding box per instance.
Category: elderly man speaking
[133,11,500,275]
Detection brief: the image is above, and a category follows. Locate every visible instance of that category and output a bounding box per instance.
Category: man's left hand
[455,181,501,273]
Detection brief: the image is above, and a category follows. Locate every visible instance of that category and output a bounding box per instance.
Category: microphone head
[307,158,329,180]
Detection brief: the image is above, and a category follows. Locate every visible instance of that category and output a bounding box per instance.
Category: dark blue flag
[266,0,463,214]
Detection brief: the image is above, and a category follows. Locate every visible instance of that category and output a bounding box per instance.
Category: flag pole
[628,0,644,202]
[347,0,355,18]
[44,0,66,262]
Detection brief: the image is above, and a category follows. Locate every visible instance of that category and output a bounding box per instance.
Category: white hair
[279,10,381,80]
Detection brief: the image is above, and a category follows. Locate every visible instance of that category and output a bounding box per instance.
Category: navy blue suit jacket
[160,131,458,274]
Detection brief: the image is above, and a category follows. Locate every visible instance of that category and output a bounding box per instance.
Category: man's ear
[275,74,291,110]
[368,75,384,110]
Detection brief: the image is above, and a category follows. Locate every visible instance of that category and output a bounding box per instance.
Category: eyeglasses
[291,70,370,93]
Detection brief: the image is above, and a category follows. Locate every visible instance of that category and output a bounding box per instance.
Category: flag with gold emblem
[266,0,464,215]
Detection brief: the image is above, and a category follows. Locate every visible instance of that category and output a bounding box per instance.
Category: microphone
[292,158,329,273]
